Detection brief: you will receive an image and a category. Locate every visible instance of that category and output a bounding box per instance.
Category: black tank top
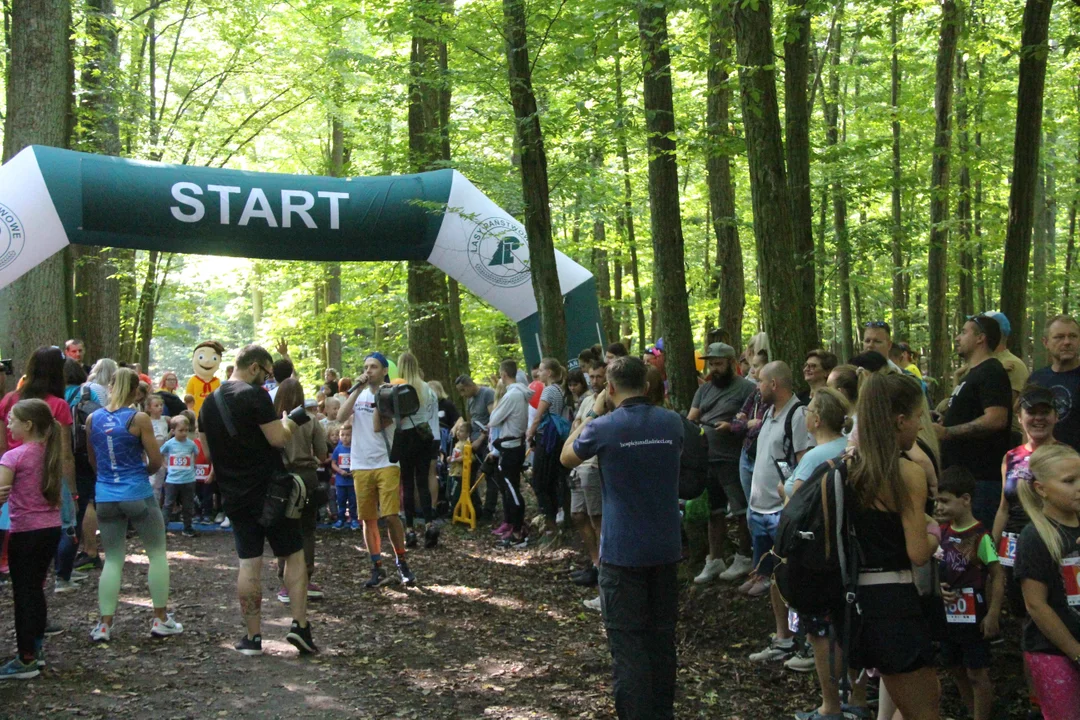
[851,504,909,573]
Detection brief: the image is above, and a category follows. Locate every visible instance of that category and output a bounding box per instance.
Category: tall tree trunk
[326,115,344,374]
[637,1,696,411]
[890,1,905,336]
[1065,80,1079,315]
[927,0,960,400]
[0,0,71,374]
[1042,113,1057,361]
[999,0,1053,357]
[708,1,744,355]
[956,55,974,321]
[732,0,805,371]
[407,1,451,390]
[784,0,817,351]
[824,19,853,360]
[445,277,470,381]
[503,0,566,358]
[615,47,647,353]
[594,239,615,344]
[1033,161,1049,367]
[613,247,625,339]
[975,56,987,313]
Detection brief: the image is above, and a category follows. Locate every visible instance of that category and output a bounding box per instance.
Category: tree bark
[326,116,344,374]
[407,1,451,391]
[614,47,647,354]
[928,0,960,400]
[0,0,72,374]
[1065,80,1079,315]
[637,1,697,411]
[1033,161,1048,367]
[890,1,905,337]
[594,239,615,344]
[975,56,988,313]
[824,19,853,360]
[999,0,1053,357]
[445,277,470,381]
[732,0,805,373]
[956,55,974,321]
[784,0,817,351]
[503,0,566,359]
[707,1,744,355]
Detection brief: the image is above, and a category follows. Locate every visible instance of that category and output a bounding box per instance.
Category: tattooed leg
[237,557,263,638]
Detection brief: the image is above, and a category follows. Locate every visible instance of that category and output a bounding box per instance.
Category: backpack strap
[782,399,806,464]
[210,388,238,438]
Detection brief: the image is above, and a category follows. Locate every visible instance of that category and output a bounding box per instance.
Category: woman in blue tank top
[85,368,182,642]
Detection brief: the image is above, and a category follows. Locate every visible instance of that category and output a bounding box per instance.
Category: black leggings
[499,445,527,531]
[398,427,435,526]
[530,442,567,521]
[9,527,61,659]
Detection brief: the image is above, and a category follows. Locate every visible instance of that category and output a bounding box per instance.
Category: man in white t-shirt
[337,352,415,588]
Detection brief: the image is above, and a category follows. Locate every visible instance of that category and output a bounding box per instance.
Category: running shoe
[220,516,231,529]
[749,637,795,663]
[214,512,225,523]
[349,520,361,531]
[397,559,416,586]
[33,639,44,668]
[234,634,262,656]
[491,522,511,536]
[364,566,390,588]
[747,578,772,598]
[794,711,844,720]
[572,566,599,587]
[583,596,602,612]
[181,528,197,538]
[738,575,760,594]
[331,520,345,530]
[150,614,184,637]
[0,657,39,680]
[69,570,88,582]
[43,625,64,638]
[424,525,441,549]
[306,582,324,599]
[54,579,78,594]
[277,587,290,604]
[840,704,872,719]
[784,645,816,673]
[285,620,318,654]
[405,530,418,549]
[90,621,111,642]
[718,554,753,581]
[73,553,102,571]
[693,556,727,584]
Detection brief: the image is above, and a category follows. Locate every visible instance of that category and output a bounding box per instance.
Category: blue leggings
[336,484,357,522]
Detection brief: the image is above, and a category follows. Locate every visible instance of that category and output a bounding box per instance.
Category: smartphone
[774,460,793,481]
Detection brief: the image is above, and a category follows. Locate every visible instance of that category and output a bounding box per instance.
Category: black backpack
[771,458,858,616]
[781,399,806,466]
[71,386,102,458]
[678,416,709,500]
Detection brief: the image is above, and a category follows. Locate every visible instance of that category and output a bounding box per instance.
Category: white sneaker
[90,621,111,642]
[54,579,78,594]
[220,517,231,529]
[718,554,752,581]
[214,512,225,523]
[749,637,795,663]
[150,614,184,637]
[556,508,565,525]
[784,645,815,672]
[583,596,602,612]
[69,570,89,582]
[693,556,728,584]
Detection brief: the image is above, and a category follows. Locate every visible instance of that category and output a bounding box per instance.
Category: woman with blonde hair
[396,352,441,548]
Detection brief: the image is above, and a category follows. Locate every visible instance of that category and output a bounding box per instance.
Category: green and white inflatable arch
[0,146,603,368]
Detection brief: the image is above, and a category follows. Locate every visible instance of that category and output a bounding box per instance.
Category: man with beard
[1031,314,1080,450]
[688,343,756,583]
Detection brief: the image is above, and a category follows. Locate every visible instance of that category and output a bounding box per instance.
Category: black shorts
[851,583,934,675]
[76,472,96,505]
[706,459,746,514]
[228,504,304,560]
[1004,566,1026,618]
[940,632,992,670]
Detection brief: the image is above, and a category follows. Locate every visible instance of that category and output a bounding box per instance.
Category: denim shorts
[748,509,780,576]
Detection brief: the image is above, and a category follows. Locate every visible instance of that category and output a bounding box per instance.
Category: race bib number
[945,587,977,624]
[339,455,350,471]
[168,455,193,469]
[1063,557,1080,607]
[998,533,1019,568]
[195,464,211,482]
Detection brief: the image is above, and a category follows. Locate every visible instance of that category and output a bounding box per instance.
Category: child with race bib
[161,415,199,537]
[331,420,357,530]
[0,399,65,679]
[1015,444,1080,720]
[934,466,1004,720]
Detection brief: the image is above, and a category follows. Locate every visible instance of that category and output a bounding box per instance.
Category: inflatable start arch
[0,146,603,368]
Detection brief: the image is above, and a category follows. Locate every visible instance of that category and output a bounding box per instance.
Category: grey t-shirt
[467,386,496,440]
[691,376,755,461]
[749,396,812,514]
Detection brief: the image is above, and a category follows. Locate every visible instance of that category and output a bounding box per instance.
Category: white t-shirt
[350,387,396,471]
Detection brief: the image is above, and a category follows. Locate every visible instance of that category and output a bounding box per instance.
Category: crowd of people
[0,313,1077,720]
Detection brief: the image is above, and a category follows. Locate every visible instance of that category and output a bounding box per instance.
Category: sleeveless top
[851,503,909,573]
[1002,445,1033,535]
[90,407,153,503]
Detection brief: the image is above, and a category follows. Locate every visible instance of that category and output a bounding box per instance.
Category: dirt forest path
[0,524,1031,719]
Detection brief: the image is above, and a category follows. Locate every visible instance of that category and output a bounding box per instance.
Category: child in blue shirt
[161,416,199,537]
[331,420,358,529]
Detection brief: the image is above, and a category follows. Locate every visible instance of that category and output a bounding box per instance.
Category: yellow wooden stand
[452,442,484,530]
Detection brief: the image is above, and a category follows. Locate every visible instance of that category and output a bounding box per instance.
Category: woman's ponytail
[42,418,63,506]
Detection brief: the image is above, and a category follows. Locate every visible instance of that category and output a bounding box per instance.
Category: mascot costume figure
[186,341,224,415]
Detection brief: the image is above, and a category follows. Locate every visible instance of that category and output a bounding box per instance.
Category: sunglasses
[966,315,989,333]
[864,320,890,332]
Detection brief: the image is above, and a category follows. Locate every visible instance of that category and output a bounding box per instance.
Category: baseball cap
[701,342,736,360]
[984,311,1011,337]
[1019,386,1056,411]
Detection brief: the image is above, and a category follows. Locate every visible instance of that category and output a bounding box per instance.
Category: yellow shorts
[353,467,400,520]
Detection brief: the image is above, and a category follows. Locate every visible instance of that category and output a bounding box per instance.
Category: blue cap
[984,312,1011,337]
[364,351,388,368]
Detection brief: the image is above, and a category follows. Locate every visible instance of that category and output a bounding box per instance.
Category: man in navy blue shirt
[561,355,683,720]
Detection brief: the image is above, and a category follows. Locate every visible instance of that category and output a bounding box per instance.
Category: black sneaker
[43,624,64,638]
[405,530,418,549]
[572,566,599,587]
[364,566,390,588]
[424,525,440,549]
[234,634,263,656]
[285,620,318,654]
[73,553,102,571]
[397,559,416,586]
[182,528,197,538]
